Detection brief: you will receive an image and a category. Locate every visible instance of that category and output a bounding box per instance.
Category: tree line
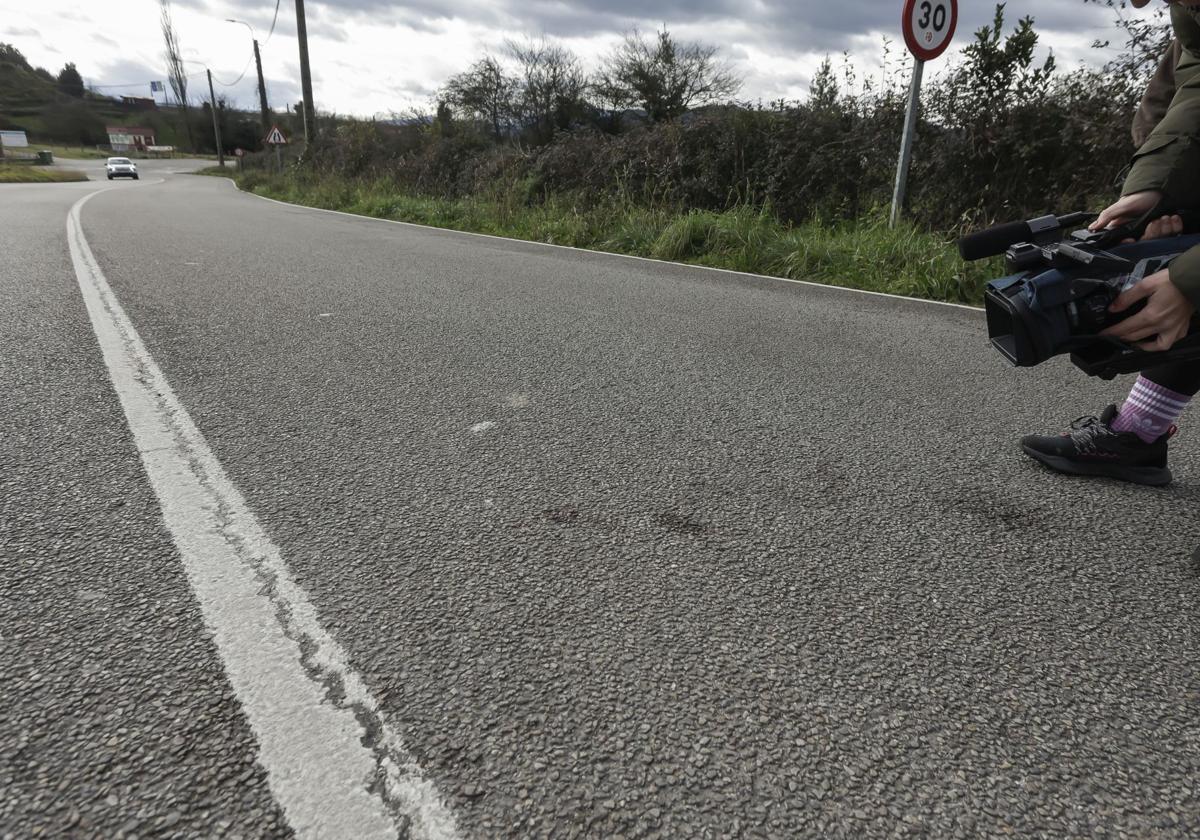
[437,29,740,145]
[290,5,1167,232]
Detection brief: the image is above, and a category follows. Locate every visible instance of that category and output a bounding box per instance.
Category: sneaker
[1020,404,1174,486]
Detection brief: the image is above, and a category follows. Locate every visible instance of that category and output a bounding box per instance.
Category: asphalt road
[3,164,1200,839]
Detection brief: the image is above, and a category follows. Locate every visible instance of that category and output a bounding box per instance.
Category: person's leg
[1017,363,1199,485]
[1110,362,1200,442]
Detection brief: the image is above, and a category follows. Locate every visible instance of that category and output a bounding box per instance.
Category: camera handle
[1089,202,1200,249]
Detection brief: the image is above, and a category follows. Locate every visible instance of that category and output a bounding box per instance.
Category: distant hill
[0,42,120,144]
[0,42,267,152]
[0,43,58,105]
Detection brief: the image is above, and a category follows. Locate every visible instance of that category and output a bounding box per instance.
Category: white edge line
[69,185,463,840]
[202,174,985,313]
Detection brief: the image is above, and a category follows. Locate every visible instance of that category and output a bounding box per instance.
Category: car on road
[105,157,139,180]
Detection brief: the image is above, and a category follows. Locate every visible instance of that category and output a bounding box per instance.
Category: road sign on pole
[264,125,287,174]
[890,0,957,228]
[902,0,957,62]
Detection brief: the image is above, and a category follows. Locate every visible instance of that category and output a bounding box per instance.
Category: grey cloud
[168,0,216,12]
[312,0,511,30]
[297,0,1116,55]
[307,19,349,42]
[88,56,170,95]
[263,76,302,110]
[68,0,1143,119]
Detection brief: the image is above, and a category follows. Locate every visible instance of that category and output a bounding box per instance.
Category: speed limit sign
[902,0,957,62]
[891,0,957,227]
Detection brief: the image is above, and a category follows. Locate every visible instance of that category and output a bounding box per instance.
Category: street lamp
[226,19,271,133]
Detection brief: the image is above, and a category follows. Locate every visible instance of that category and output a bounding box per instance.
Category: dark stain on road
[656,510,708,534]
[542,505,580,525]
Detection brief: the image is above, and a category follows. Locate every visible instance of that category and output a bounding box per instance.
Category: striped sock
[1111,376,1190,443]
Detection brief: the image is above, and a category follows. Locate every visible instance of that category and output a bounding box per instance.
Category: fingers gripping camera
[959,210,1200,379]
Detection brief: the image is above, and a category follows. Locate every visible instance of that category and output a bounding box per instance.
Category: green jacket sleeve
[1124,8,1200,309]
[1124,8,1200,199]
[1169,246,1200,308]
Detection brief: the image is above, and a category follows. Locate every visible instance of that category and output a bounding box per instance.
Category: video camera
[959,207,1200,379]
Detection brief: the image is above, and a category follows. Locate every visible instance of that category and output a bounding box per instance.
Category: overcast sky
[2,0,1163,118]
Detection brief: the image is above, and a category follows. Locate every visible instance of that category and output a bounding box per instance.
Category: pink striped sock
[1111,376,1190,443]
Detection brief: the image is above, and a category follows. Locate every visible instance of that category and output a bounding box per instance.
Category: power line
[263,0,283,46]
[212,54,255,87]
[86,70,207,90]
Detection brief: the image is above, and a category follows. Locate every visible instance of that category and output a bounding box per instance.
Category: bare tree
[1085,0,1173,85]
[442,56,518,140]
[595,28,741,122]
[160,0,194,151]
[506,38,589,143]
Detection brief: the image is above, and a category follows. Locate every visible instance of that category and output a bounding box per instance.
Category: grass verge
[202,169,999,305]
[5,146,222,162]
[0,165,88,183]
[24,145,112,160]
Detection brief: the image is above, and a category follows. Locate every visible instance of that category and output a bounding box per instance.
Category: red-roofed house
[107,126,155,152]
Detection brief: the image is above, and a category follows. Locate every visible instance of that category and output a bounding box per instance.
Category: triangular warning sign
[264,125,287,145]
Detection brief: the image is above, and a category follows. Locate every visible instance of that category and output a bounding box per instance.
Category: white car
[105,157,139,180]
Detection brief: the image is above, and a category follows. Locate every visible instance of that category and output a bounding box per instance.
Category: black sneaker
[1020,404,1174,486]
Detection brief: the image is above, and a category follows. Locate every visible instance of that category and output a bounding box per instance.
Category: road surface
[3,160,1199,839]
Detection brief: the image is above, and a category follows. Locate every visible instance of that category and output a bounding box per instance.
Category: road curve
[4,166,1200,839]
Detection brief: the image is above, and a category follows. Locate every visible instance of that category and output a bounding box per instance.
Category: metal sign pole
[890,58,924,229]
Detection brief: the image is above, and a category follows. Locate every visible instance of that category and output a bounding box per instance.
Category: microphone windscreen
[958,221,1032,261]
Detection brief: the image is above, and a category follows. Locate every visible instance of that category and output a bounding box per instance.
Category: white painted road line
[67,189,462,840]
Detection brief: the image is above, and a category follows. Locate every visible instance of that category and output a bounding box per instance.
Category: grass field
[1,144,111,161]
[0,165,88,183]
[25,144,112,160]
[3,145,221,162]
[202,169,999,305]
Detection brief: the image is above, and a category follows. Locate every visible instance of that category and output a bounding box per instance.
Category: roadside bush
[283,4,1147,237]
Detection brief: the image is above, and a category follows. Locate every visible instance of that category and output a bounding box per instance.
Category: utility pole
[252,39,270,133]
[227,21,271,133]
[206,68,225,167]
[295,0,316,144]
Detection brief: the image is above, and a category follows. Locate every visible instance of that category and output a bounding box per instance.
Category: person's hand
[1090,190,1163,232]
[1142,213,1185,240]
[1101,268,1196,351]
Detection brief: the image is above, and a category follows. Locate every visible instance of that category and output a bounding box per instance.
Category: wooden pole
[207,68,225,167]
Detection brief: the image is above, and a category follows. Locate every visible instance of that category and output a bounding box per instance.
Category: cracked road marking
[67,189,462,840]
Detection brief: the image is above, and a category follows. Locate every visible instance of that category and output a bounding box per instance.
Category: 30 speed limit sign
[902,0,957,62]
[891,0,957,228]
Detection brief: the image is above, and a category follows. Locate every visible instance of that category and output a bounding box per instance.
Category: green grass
[21,144,112,160]
[5,145,221,162]
[0,165,87,183]
[40,145,221,161]
[205,170,1000,305]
